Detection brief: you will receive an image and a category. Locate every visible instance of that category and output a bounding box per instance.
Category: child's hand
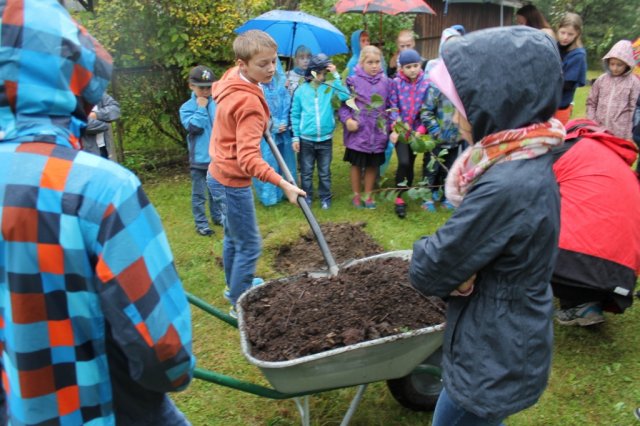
[327,63,337,73]
[450,274,476,297]
[196,97,208,108]
[390,131,399,144]
[346,118,359,132]
[279,179,306,204]
[89,112,98,120]
[278,124,287,133]
[292,141,300,152]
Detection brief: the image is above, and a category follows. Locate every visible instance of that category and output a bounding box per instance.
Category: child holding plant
[285,45,311,96]
[339,45,392,209]
[290,54,350,210]
[420,27,465,212]
[389,48,430,218]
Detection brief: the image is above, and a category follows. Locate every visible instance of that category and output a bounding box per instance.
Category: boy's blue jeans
[191,168,222,229]
[299,139,332,202]
[432,388,506,426]
[206,174,261,306]
[117,395,191,425]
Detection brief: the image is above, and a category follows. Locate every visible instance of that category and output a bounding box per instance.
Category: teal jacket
[290,72,349,142]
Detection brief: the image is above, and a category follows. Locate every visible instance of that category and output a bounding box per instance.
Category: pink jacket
[587,40,640,140]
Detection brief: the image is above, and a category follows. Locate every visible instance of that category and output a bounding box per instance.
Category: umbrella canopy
[335,0,436,15]
[235,10,349,57]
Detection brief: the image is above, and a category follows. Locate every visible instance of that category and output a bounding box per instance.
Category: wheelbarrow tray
[237,250,445,394]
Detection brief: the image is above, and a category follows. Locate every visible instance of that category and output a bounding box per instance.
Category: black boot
[395,203,407,219]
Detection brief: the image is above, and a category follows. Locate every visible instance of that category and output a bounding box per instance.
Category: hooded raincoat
[409,27,563,420]
[552,119,640,312]
[0,1,195,424]
[338,67,391,154]
[586,40,640,140]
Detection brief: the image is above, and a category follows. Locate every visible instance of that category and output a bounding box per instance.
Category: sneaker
[352,194,363,209]
[441,200,455,210]
[634,407,640,420]
[421,200,436,212]
[364,198,376,209]
[556,302,605,326]
[196,227,213,236]
[321,200,331,210]
[229,307,237,319]
[223,277,264,302]
[395,202,406,219]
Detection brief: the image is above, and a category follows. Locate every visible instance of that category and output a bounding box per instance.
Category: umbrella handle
[262,130,339,276]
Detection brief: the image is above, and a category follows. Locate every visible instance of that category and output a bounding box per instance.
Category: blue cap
[452,24,466,35]
[398,49,422,67]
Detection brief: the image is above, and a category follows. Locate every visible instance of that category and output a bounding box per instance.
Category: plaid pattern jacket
[0,1,194,425]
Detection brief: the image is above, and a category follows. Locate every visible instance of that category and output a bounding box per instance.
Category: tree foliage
[76,0,273,151]
[536,0,640,67]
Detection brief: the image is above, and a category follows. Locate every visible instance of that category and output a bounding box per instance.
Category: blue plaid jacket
[0,1,194,425]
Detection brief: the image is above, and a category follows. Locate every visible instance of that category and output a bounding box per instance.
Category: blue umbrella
[235,10,349,57]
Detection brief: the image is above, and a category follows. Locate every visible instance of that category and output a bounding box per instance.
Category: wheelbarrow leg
[340,384,368,426]
[293,396,310,426]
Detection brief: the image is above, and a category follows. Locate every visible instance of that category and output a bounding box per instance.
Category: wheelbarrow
[186,251,445,425]
[185,132,445,424]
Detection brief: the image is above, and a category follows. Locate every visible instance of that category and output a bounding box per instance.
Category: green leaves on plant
[369,93,384,109]
[345,98,359,112]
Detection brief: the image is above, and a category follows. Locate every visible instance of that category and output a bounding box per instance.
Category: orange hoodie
[208,67,281,187]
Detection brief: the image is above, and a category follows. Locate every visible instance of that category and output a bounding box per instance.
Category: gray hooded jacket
[410,27,563,420]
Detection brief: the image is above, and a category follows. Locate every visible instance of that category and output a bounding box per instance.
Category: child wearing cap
[389,48,430,218]
[179,65,223,236]
[290,54,350,209]
[206,30,305,317]
[586,39,640,140]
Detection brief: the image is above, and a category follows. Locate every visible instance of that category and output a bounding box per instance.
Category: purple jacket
[389,69,430,131]
[339,66,391,154]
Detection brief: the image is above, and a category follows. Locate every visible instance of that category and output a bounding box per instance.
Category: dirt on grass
[240,257,446,362]
[273,221,385,275]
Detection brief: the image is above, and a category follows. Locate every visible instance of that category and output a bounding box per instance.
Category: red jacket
[552,119,640,312]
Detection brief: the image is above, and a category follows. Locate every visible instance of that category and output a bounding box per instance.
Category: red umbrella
[334,0,436,15]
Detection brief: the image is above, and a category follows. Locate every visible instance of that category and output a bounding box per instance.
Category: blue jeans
[191,168,222,229]
[117,395,191,425]
[299,139,332,202]
[207,174,261,306]
[432,388,506,426]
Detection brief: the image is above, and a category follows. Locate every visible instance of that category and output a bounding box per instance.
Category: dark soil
[273,221,384,274]
[240,257,446,362]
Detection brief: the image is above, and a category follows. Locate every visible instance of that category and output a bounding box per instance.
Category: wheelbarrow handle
[263,130,338,276]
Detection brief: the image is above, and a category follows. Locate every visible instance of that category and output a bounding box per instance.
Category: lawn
[142,80,640,425]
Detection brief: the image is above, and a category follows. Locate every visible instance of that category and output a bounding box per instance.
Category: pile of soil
[273,222,384,275]
[240,257,446,362]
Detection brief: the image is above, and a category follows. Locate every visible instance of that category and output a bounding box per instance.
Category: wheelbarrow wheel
[386,347,442,411]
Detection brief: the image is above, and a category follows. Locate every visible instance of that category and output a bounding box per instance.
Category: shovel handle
[263,130,339,276]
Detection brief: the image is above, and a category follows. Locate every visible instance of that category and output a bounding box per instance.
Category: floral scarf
[445,118,566,207]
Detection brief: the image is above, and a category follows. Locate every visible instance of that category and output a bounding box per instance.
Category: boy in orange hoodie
[207,30,305,316]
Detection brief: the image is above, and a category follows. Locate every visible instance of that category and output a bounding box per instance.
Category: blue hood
[0,0,113,148]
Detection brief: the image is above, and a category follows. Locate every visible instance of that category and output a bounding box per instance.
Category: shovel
[263,130,339,276]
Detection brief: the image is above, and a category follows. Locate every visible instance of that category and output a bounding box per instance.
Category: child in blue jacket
[179,65,222,236]
[291,54,350,209]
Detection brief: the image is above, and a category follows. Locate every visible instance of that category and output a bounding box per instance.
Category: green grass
[143,84,639,425]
